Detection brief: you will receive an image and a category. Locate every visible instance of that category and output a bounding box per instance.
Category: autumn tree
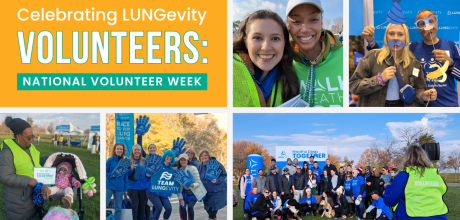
[447,149,460,181]
[233,140,270,179]
[27,117,34,126]
[357,137,403,169]
[328,154,341,169]
[341,156,354,168]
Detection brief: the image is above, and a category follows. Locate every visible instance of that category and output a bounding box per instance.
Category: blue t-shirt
[344,179,353,197]
[307,162,314,170]
[372,197,392,219]
[127,159,150,190]
[312,167,322,180]
[245,176,252,196]
[352,176,365,197]
[380,173,392,184]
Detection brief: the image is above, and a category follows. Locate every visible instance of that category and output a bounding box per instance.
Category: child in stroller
[42,162,82,208]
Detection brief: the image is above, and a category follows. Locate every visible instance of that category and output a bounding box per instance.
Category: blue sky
[234,113,460,165]
[0,113,100,130]
[233,0,343,22]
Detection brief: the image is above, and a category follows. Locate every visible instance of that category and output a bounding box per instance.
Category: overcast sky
[0,113,100,130]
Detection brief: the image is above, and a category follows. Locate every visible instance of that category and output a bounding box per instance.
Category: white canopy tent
[55,123,84,147]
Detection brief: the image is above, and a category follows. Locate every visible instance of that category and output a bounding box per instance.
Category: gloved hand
[174,168,194,188]
[205,159,222,181]
[145,154,162,176]
[171,137,187,158]
[136,115,151,135]
[134,164,146,180]
[111,158,132,178]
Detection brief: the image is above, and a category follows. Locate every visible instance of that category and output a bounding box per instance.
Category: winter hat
[57,162,72,173]
[5,116,31,137]
[287,158,292,162]
[357,167,363,173]
[303,161,308,166]
[366,166,371,171]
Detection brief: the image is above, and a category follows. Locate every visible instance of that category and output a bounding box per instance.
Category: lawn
[233,184,460,220]
[0,134,100,220]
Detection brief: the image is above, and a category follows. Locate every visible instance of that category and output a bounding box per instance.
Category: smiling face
[148,144,156,154]
[180,158,187,167]
[287,4,322,52]
[200,152,210,163]
[245,168,250,175]
[416,11,437,40]
[245,19,285,73]
[115,145,124,157]
[386,25,406,52]
[132,146,141,158]
[165,154,173,164]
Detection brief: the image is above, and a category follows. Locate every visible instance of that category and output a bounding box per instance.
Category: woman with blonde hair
[186,147,199,167]
[383,145,448,219]
[197,150,227,220]
[106,143,128,220]
[127,144,150,220]
[350,23,435,107]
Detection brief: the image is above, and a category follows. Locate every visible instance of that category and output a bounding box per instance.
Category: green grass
[233,184,460,220]
[0,134,100,220]
[440,173,460,183]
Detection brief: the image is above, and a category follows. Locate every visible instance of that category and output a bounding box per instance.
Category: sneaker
[244,214,248,218]
[277,216,281,219]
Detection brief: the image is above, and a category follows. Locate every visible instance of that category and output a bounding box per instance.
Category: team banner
[150,169,181,194]
[115,113,134,157]
[275,146,328,170]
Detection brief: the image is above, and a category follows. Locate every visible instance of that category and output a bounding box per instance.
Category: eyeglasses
[186,152,194,155]
[20,134,35,141]
[415,15,438,29]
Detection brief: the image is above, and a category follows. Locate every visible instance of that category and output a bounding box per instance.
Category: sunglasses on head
[20,134,35,141]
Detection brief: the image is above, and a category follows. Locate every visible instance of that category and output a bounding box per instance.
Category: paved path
[446,182,460,187]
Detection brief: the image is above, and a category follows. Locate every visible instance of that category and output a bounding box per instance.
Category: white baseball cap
[286,0,324,17]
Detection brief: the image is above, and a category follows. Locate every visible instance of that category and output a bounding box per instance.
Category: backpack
[238,175,246,191]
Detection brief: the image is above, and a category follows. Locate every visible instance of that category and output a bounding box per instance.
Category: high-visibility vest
[2,139,41,178]
[233,53,283,107]
[59,136,64,142]
[403,167,448,217]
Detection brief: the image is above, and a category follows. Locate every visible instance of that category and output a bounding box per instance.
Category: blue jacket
[198,161,227,211]
[383,171,447,220]
[300,195,317,205]
[244,191,259,210]
[127,158,150,190]
[106,155,129,192]
[190,157,200,167]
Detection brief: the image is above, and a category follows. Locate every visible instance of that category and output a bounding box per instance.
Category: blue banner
[349,0,364,36]
[353,52,364,66]
[373,0,460,48]
[56,125,70,130]
[150,169,181,193]
[115,113,134,157]
[91,125,100,131]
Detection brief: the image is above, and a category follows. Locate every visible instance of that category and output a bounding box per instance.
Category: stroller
[38,152,88,220]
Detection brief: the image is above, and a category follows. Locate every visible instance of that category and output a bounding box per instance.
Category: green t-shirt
[294,47,343,107]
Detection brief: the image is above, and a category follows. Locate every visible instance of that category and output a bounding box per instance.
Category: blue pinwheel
[171,137,187,158]
[205,159,222,181]
[174,168,194,188]
[111,158,132,178]
[146,154,162,176]
[134,164,146,180]
[136,115,152,135]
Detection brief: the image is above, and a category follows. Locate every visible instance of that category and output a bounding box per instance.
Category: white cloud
[441,140,460,152]
[326,128,336,132]
[310,131,325,134]
[386,115,450,139]
[234,0,286,20]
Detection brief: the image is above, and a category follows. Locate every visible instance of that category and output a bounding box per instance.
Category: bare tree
[323,19,332,30]
[333,17,343,33]
[447,149,460,181]
[47,121,55,134]
[434,151,450,179]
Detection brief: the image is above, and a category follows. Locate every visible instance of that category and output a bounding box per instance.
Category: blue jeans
[147,190,172,220]
[356,197,365,219]
[106,188,123,220]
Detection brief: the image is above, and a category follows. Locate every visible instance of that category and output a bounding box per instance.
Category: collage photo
[0,0,459,220]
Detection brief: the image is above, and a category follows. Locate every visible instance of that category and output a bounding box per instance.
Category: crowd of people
[235,145,448,220]
[106,136,227,220]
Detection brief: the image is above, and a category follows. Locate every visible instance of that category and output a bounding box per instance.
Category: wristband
[378,73,386,86]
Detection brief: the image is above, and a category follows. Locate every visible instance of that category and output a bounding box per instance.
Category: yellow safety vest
[59,137,64,142]
[3,139,41,178]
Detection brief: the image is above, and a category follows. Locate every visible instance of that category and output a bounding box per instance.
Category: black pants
[128,189,147,220]
[365,194,372,209]
[347,202,354,216]
[274,209,282,216]
[300,203,317,216]
[252,210,270,220]
[385,100,404,107]
[245,209,251,219]
[334,206,344,217]
[180,199,197,220]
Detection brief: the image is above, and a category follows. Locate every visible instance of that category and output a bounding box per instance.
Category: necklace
[300,40,323,107]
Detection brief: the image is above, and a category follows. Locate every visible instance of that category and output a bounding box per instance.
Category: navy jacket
[198,160,227,211]
[106,155,129,192]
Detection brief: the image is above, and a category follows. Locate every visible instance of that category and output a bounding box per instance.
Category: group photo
[0,113,101,220]
[349,0,460,107]
[233,0,344,107]
[233,113,458,220]
[105,113,228,220]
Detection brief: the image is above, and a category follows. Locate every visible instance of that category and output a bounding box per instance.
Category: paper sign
[150,169,180,193]
[412,68,420,77]
[34,167,56,185]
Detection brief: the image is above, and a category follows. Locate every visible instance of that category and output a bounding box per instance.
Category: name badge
[445,50,450,58]
[34,167,56,185]
[412,68,420,77]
